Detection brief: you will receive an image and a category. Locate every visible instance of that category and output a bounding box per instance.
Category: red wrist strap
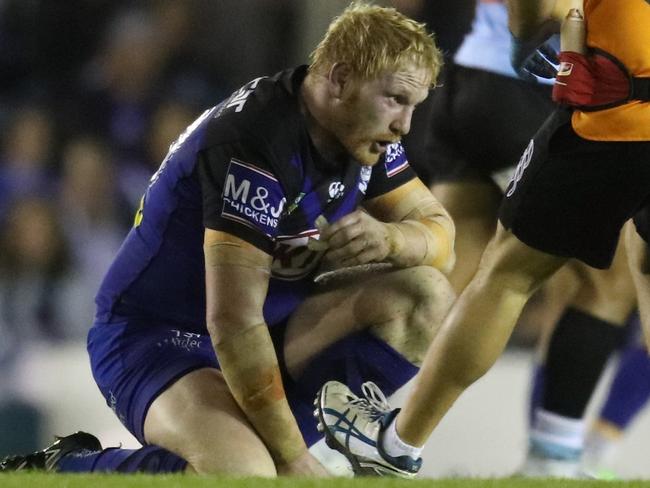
[552,51,646,110]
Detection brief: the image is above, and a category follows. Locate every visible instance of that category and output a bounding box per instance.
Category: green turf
[1,474,649,488]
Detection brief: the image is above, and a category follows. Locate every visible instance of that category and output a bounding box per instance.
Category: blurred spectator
[389,0,475,56]
[69,7,166,169]
[147,100,199,165]
[0,197,72,342]
[0,0,122,103]
[0,105,57,219]
[66,5,215,204]
[56,135,131,337]
[0,196,75,456]
[188,0,300,89]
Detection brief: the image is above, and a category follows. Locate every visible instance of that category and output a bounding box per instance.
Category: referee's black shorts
[499,108,650,269]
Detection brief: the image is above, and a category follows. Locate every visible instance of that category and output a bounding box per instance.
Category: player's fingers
[326,236,368,263]
[326,223,364,250]
[338,247,378,268]
[318,211,361,241]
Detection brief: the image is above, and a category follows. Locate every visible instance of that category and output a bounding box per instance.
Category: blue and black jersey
[95,66,417,333]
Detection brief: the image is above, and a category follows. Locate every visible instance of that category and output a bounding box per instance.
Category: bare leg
[570,237,636,325]
[142,265,456,476]
[144,368,276,476]
[431,181,501,294]
[626,222,650,351]
[397,223,567,446]
[283,265,455,377]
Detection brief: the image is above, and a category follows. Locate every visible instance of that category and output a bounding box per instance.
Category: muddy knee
[371,266,456,365]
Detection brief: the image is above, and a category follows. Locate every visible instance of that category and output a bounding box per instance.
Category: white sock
[381,415,422,460]
[531,408,585,454]
[583,429,618,467]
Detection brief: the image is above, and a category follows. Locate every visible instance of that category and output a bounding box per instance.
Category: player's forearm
[507,0,557,38]
[213,323,307,465]
[362,178,455,272]
[385,216,455,273]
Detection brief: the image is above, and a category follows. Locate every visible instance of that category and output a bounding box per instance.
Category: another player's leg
[573,213,650,475]
[281,265,455,477]
[522,240,635,477]
[317,224,567,476]
[430,180,502,294]
[627,209,650,352]
[582,324,650,478]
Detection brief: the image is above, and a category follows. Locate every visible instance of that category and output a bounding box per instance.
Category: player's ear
[328,63,353,99]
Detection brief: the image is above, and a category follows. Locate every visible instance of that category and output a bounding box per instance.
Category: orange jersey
[571,0,650,140]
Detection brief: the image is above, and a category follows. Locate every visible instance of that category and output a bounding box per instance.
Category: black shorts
[404,64,555,184]
[499,108,650,269]
[633,206,650,245]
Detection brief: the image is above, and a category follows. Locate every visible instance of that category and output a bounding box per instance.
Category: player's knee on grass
[182,443,277,476]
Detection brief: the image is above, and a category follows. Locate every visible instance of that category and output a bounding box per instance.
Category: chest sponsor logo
[384,142,409,177]
[222,158,286,236]
[272,233,323,280]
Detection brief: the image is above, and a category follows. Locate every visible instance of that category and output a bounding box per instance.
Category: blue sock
[599,343,650,429]
[529,363,546,425]
[58,446,187,473]
[286,331,418,446]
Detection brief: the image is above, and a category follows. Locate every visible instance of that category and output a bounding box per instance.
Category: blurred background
[0,0,647,479]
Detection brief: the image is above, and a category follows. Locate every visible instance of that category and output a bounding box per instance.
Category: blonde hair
[309,2,443,86]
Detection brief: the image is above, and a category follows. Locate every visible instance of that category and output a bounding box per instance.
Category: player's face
[335,62,430,166]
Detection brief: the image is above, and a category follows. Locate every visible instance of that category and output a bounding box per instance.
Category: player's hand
[317,210,393,268]
[511,33,560,81]
[276,451,330,477]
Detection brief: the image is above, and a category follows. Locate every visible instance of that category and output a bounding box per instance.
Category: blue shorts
[87,318,418,447]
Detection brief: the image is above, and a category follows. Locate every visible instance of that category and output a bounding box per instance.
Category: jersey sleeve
[197,141,287,254]
[364,142,418,200]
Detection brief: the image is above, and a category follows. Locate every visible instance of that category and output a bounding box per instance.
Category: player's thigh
[144,367,275,476]
[432,180,502,292]
[570,227,637,324]
[500,110,650,270]
[627,214,650,350]
[478,222,568,297]
[283,265,454,374]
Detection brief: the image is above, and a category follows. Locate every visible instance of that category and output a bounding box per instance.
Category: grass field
[2,474,650,488]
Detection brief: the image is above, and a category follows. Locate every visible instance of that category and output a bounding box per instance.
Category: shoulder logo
[385,143,404,163]
[384,142,409,177]
[225,76,265,113]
